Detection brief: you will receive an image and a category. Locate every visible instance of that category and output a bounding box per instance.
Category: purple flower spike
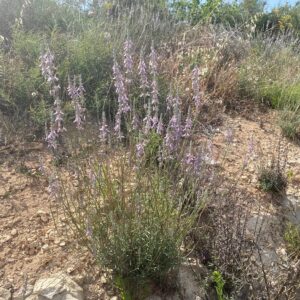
[99,111,109,143]
[113,58,130,114]
[157,114,164,135]
[183,108,193,138]
[151,77,159,113]
[136,141,146,159]
[138,54,149,98]
[124,39,134,79]
[114,110,123,140]
[68,75,86,130]
[46,112,58,149]
[163,109,182,155]
[132,112,139,131]
[143,102,152,135]
[166,92,173,111]
[151,112,159,130]
[192,66,201,111]
[149,43,158,76]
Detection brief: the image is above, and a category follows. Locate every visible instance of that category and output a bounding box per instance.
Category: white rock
[0,287,10,300]
[177,265,202,300]
[11,229,18,236]
[31,273,83,300]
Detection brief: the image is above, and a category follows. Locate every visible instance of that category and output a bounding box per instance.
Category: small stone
[11,229,18,236]
[59,241,66,247]
[0,287,10,300]
[110,297,118,300]
[100,276,107,284]
[41,244,49,251]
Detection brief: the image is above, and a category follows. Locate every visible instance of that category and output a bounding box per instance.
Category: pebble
[100,275,107,284]
[11,229,18,236]
[41,244,49,251]
[59,241,66,247]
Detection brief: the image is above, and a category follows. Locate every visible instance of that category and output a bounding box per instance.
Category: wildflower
[132,112,139,131]
[166,91,173,111]
[47,175,61,199]
[149,43,159,112]
[143,102,152,135]
[151,76,159,113]
[113,58,130,114]
[40,50,66,135]
[114,110,123,139]
[99,111,109,143]
[40,50,58,85]
[136,141,146,159]
[157,114,164,135]
[46,112,58,149]
[138,53,149,97]
[68,75,86,130]
[124,39,134,79]
[183,107,192,138]
[149,43,158,76]
[163,110,182,154]
[192,66,201,111]
[151,112,159,130]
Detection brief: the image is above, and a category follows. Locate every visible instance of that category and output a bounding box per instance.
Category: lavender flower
[143,102,152,135]
[183,108,192,138]
[114,111,123,139]
[68,75,86,130]
[149,44,159,112]
[163,109,182,154]
[136,141,146,159]
[138,53,149,97]
[151,112,158,130]
[192,66,201,111]
[124,39,134,79]
[99,111,109,143]
[157,114,164,135]
[166,91,173,111]
[132,112,139,131]
[47,175,61,199]
[151,76,159,113]
[149,43,158,76]
[46,112,58,149]
[40,50,66,135]
[113,58,130,114]
[40,50,58,85]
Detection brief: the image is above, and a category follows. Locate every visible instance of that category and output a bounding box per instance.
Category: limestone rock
[177,265,203,300]
[30,273,83,300]
[0,287,10,300]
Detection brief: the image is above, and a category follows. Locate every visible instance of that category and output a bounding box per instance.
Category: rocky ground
[0,108,300,299]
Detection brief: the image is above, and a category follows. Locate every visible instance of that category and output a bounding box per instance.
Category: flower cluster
[40,50,65,147]
[68,75,86,130]
[192,66,201,111]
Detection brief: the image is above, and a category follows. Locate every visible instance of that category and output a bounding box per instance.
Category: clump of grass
[279,109,300,140]
[57,153,200,298]
[257,140,288,193]
[258,163,287,193]
[284,223,300,257]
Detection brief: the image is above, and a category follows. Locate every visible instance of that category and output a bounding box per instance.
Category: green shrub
[57,153,199,297]
[279,109,300,140]
[212,270,225,300]
[258,163,287,193]
[284,223,300,257]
